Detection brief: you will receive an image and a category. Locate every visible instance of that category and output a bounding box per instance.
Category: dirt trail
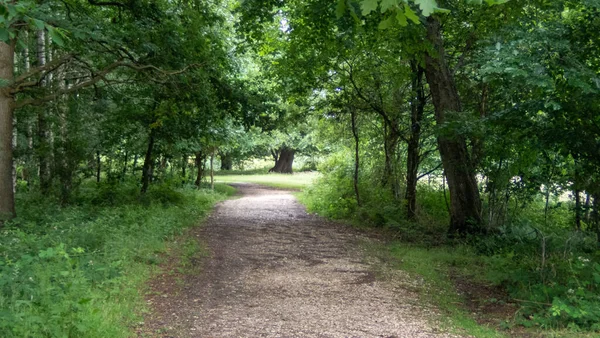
[142,184,460,338]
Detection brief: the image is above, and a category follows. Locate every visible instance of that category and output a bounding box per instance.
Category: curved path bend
[142,183,460,338]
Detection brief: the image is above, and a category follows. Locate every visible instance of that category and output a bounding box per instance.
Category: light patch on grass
[214,172,319,190]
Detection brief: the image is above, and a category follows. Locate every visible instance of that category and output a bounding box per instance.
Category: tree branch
[15,60,203,108]
[11,54,75,92]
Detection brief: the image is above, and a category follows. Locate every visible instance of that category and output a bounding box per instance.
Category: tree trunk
[140,130,155,194]
[11,100,17,195]
[37,30,52,193]
[18,32,31,188]
[269,147,295,173]
[591,194,599,245]
[584,193,591,224]
[96,151,101,183]
[0,41,16,223]
[350,107,361,207]
[121,151,129,180]
[575,188,582,231]
[220,152,232,171]
[194,151,205,188]
[423,16,483,236]
[382,122,400,199]
[210,149,215,191]
[132,154,138,172]
[405,61,426,220]
[56,64,73,204]
[181,155,187,182]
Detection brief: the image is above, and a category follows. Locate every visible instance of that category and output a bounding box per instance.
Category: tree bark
[121,151,129,180]
[405,61,426,220]
[56,62,73,204]
[96,151,101,183]
[423,16,483,235]
[181,155,187,181]
[210,149,215,191]
[37,30,52,193]
[575,188,582,231]
[382,122,400,199]
[592,194,600,245]
[194,151,205,188]
[269,147,295,173]
[140,130,155,194]
[0,41,16,223]
[350,107,361,207]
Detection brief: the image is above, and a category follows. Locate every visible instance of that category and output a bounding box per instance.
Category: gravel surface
[142,183,462,338]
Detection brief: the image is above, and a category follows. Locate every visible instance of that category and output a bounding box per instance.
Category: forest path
[142,184,460,338]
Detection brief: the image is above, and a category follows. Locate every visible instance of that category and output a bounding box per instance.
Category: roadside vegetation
[301,157,600,335]
[0,181,234,337]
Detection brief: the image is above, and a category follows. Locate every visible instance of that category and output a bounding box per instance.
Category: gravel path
[142,184,460,338]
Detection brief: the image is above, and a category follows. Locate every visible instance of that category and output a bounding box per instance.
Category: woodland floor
[139,184,465,338]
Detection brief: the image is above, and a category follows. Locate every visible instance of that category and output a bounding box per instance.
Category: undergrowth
[300,153,600,335]
[0,180,234,337]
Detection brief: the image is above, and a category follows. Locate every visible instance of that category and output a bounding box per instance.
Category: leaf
[414,0,437,16]
[404,4,420,24]
[47,27,65,46]
[378,15,396,29]
[336,0,346,18]
[360,0,379,15]
[396,10,408,26]
[0,28,9,43]
[31,18,45,30]
[380,0,399,13]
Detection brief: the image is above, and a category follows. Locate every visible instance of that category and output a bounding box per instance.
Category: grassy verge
[0,182,234,338]
[214,172,319,190]
[366,242,508,337]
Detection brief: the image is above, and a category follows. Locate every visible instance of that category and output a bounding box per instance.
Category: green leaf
[31,18,45,30]
[378,15,395,29]
[396,10,408,26]
[380,0,399,13]
[0,28,9,42]
[404,4,420,24]
[361,0,379,15]
[336,0,347,18]
[47,27,65,46]
[414,0,437,16]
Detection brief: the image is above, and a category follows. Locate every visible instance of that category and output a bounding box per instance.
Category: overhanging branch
[15,59,204,108]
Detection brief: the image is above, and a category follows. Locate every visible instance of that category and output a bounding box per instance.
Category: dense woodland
[1,0,600,336]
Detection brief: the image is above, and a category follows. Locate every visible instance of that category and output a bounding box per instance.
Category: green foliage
[301,150,449,242]
[476,220,600,330]
[0,183,230,337]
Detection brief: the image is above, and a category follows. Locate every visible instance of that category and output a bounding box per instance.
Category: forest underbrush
[300,164,600,337]
[0,179,234,338]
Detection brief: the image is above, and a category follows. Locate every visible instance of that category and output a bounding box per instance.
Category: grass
[214,172,319,190]
[370,242,506,338]
[0,182,235,338]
